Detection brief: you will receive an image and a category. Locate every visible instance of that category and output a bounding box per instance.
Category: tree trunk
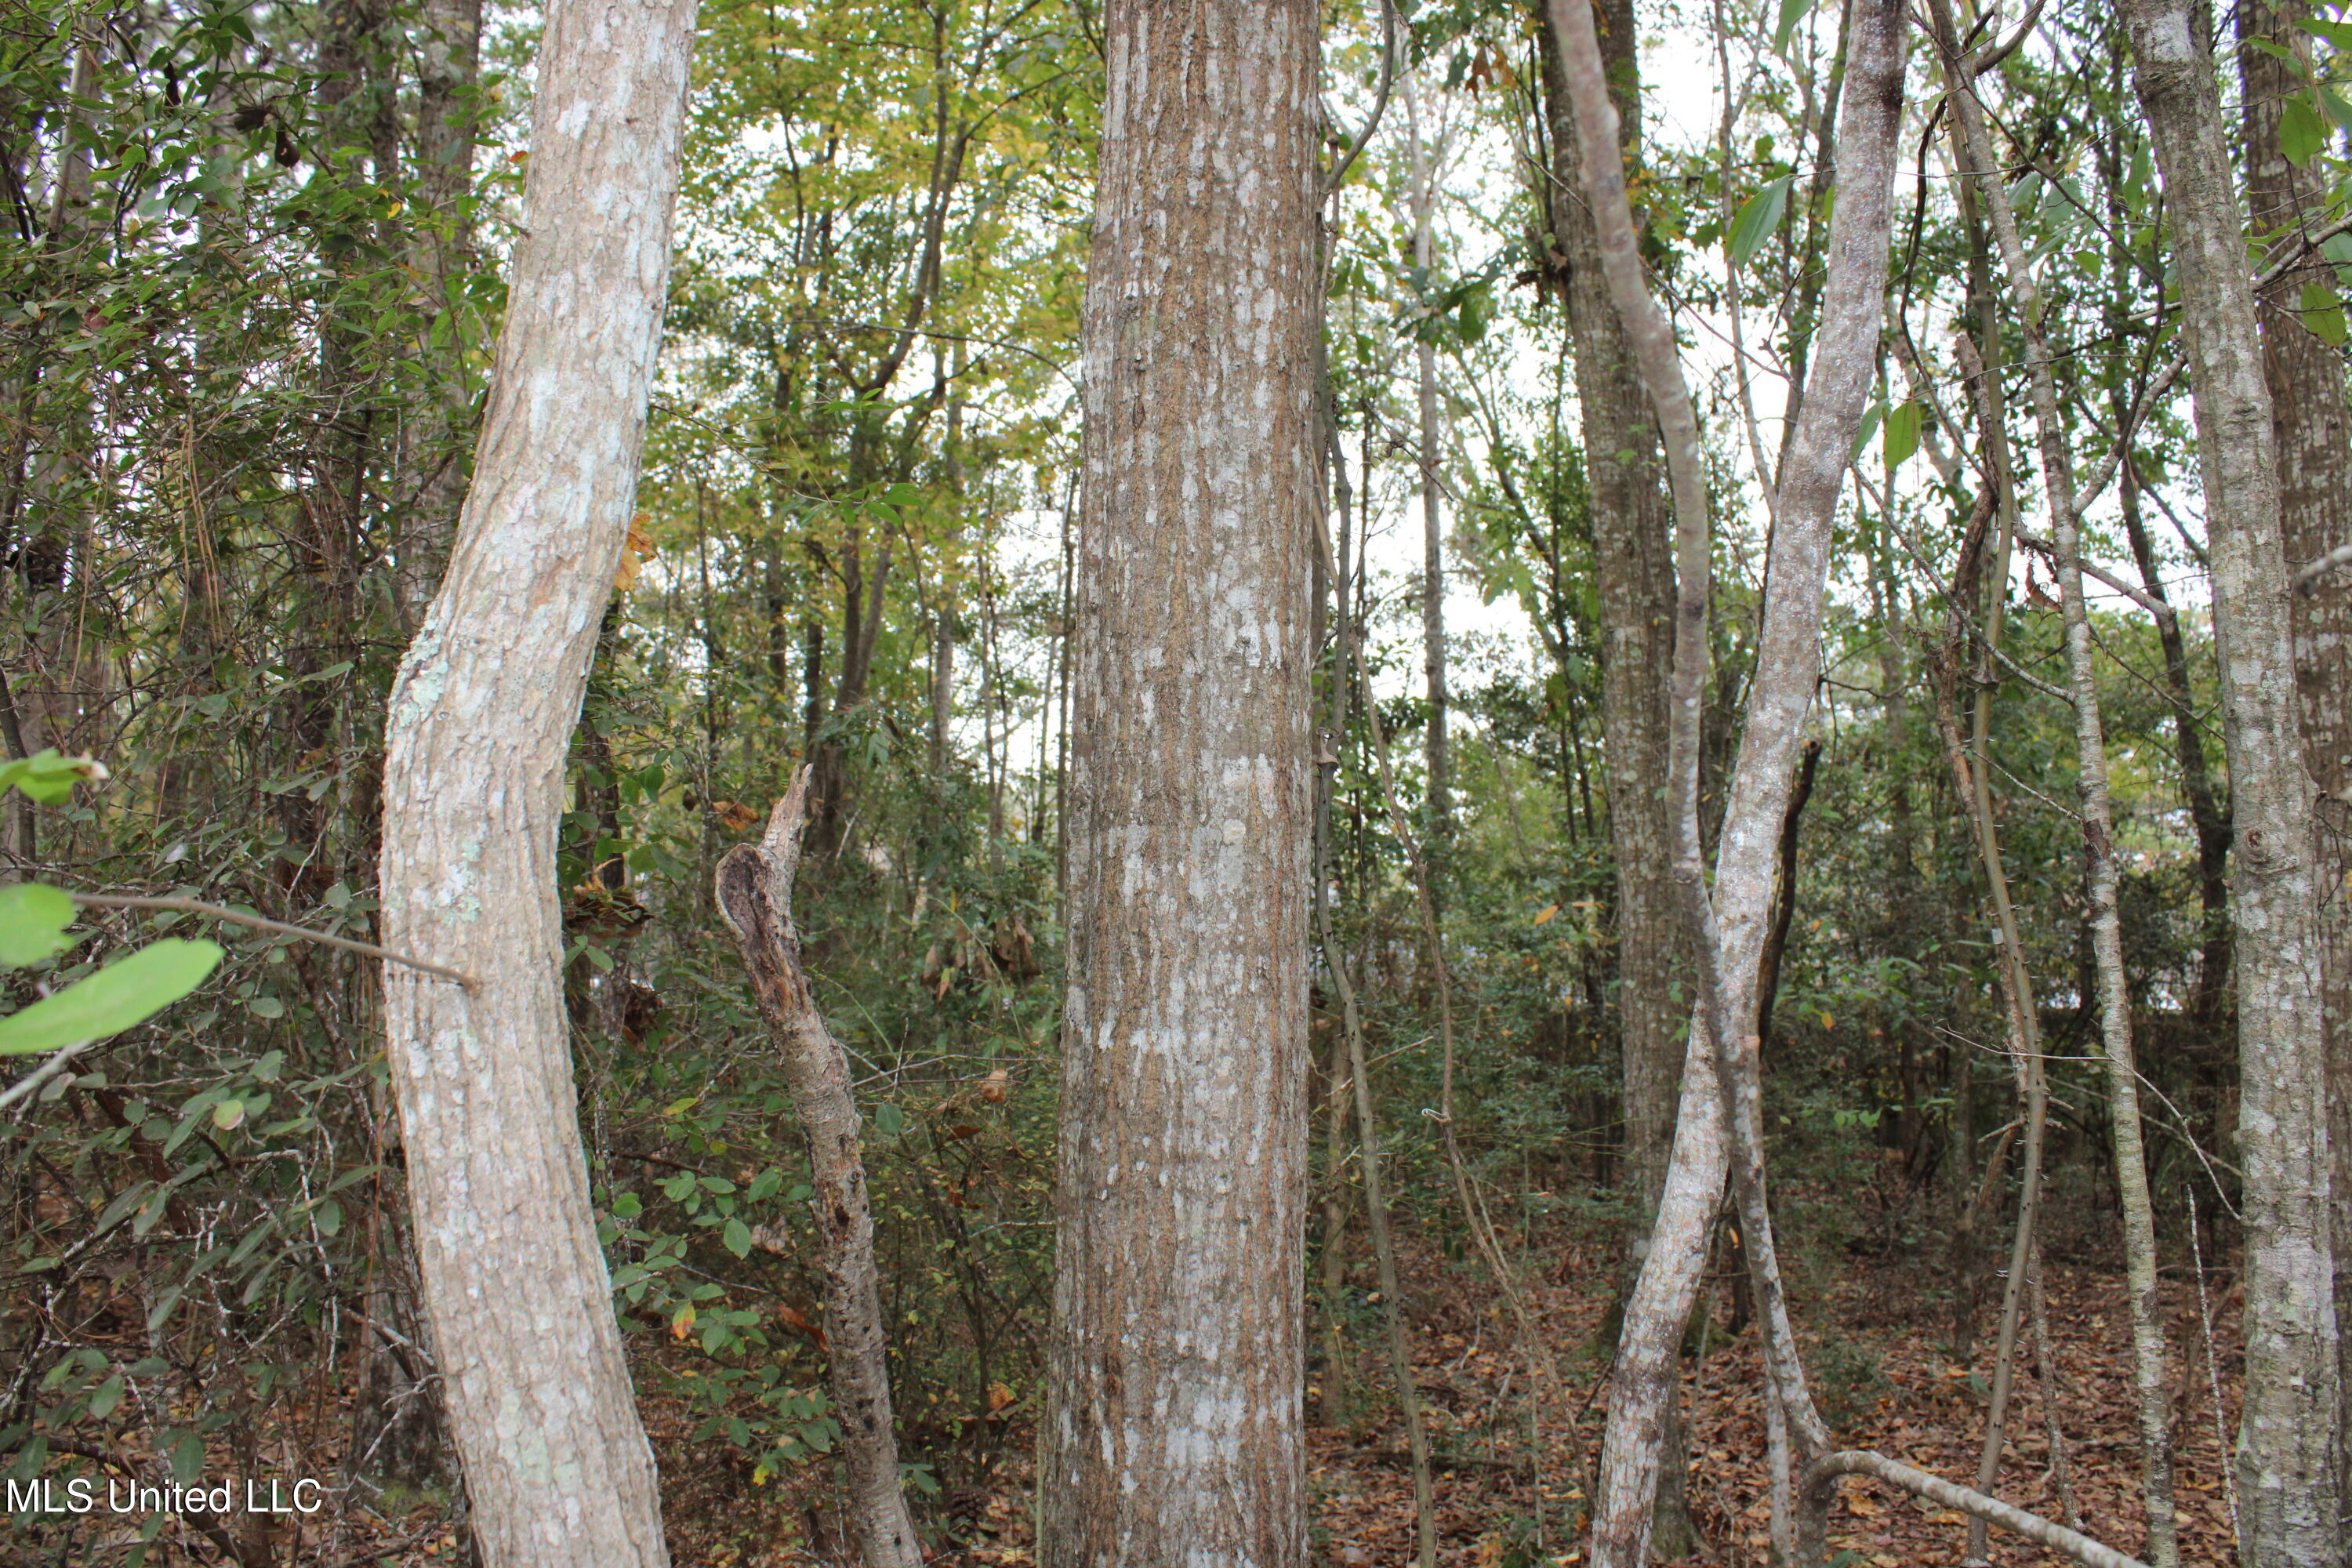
[2240,0,2352,1529]
[398,0,485,624]
[1533,0,1681,1251]
[376,0,698,1560]
[1548,0,1907,1550]
[715,772,923,1568]
[1403,68,1451,874]
[2120,1,2345,1559]
[1533,13,1697,1551]
[1038,2,1318,1562]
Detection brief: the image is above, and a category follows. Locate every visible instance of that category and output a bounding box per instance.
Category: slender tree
[2121,0,2345,1558]
[376,0,699,1559]
[1039,2,1319,1562]
[2241,0,2352,1502]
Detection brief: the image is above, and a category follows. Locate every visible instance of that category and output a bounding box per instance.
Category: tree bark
[1038,2,1318,1562]
[1533,13,1697,1547]
[1403,68,1451,874]
[2239,0,2352,1529]
[2120,0,2345,1559]
[1548,0,1907,1552]
[376,0,698,1560]
[715,771,923,1568]
[397,0,485,625]
[1532,0,1681,1249]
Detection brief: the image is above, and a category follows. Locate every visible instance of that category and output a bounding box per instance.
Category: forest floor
[651,1187,2245,1568]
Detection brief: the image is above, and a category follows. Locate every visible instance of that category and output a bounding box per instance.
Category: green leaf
[2282,93,2329,167]
[88,1372,123,1420]
[1851,400,1886,463]
[2299,15,2352,51]
[168,1431,205,1485]
[724,1217,752,1258]
[873,1102,906,1138]
[0,938,222,1056]
[1882,399,1922,473]
[1773,0,1815,52]
[0,750,100,804]
[0,884,74,967]
[1725,176,1793,270]
[2303,278,2348,345]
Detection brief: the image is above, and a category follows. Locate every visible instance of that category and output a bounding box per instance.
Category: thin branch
[70,893,479,989]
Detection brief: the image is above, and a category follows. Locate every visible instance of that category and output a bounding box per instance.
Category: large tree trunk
[2122,2,2345,1560]
[2240,0,2352,1530]
[376,0,698,1561]
[1038,2,1318,1561]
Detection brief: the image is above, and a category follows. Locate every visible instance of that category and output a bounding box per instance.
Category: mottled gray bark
[1039,2,1318,1562]
[1533,0,1681,1243]
[1532,23,1699,1538]
[716,772,921,1568]
[2120,0,2345,1558]
[2240,0,2352,1530]
[376,0,698,1561]
[1548,0,1907,1555]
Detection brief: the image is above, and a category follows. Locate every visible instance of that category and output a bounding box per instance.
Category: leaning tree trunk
[2240,0,2352,1524]
[2121,1,2345,1560]
[376,0,698,1563]
[716,772,923,1568]
[1037,2,1319,1563]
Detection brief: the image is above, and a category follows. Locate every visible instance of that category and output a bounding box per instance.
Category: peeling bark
[716,771,922,1568]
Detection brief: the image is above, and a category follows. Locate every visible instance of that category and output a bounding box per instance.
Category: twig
[2294,538,2352,592]
[0,1038,94,1112]
[69,893,478,989]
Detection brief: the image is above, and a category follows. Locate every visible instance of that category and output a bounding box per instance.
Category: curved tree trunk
[1548,0,1908,1553]
[1038,2,1319,1562]
[2120,1,2345,1559]
[1530,18,1702,1547]
[377,0,699,1561]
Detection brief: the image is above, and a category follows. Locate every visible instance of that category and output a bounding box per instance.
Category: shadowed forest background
[0,0,2338,1562]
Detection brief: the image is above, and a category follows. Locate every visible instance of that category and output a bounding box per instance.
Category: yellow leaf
[1532,903,1560,926]
[614,513,655,593]
[670,1304,695,1341]
[1819,1011,1835,1030]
